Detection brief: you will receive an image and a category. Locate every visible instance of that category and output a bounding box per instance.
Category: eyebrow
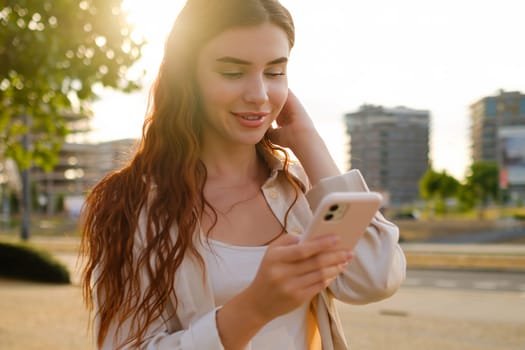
[215,56,288,65]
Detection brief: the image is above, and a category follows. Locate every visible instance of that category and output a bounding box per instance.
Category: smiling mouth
[241,115,262,120]
[233,112,270,120]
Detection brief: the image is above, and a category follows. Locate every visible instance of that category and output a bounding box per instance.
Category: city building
[470,90,525,201]
[344,104,430,208]
[0,111,139,217]
[31,138,138,214]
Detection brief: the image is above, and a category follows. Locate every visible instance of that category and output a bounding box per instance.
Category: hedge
[0,242,70,284]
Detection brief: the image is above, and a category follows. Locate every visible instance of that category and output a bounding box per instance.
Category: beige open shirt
[96,152,406,349]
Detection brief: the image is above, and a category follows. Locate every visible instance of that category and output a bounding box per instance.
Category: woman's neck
[201,145,265,186]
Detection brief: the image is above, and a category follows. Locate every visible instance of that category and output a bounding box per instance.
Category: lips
[232,111,270,127]
[241,115,261,120]
[232,112,270,120]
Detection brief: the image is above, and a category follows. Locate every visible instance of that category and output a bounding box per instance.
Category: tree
[1,0,145,239]
[419,168,441,202]
[464,161,499,219]
[0,0,145,171]
[419,168,460,214]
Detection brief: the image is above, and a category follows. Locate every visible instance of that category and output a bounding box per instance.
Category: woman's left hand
[267,89,341,185]
[267,89,318,150]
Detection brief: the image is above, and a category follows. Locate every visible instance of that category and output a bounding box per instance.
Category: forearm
[215,288,268,350]
[291,130,340,186]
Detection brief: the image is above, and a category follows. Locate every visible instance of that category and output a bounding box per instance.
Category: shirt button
[269,189,279,199]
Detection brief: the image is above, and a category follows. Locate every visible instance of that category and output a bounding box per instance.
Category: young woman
[80,0,406,349]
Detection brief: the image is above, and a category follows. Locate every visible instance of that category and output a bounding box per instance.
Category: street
[405,268,525,292]
[338,283,525,349]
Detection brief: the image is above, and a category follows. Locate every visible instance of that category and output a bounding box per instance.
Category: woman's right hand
[215,233,352,349]
[246,233,352,322]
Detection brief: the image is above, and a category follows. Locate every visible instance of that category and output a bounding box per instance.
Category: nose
[243,74,269,105]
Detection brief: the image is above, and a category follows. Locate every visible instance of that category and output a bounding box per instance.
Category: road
[423,228,525,243]
[404,268,525,292]
[338,283,525,349]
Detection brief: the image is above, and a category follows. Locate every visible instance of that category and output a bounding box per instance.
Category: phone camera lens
[329,204,339,212]
[324,213,334,221]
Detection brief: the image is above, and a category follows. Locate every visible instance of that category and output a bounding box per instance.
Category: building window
[485,99,497,117]
[520,98,525,116]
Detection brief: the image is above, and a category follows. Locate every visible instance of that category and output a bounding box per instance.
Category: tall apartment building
[344,105,430,207]
[470,90,525,200]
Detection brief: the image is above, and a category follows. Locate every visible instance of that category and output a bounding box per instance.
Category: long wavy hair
[81,0,299,348]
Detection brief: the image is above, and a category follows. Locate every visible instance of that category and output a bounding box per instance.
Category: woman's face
[196,23,290,149]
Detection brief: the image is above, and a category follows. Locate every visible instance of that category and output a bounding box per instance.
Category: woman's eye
[220,72,243,78]
[265,72,286,77]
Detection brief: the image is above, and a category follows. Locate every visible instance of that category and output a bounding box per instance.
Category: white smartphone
[301,192,383,250]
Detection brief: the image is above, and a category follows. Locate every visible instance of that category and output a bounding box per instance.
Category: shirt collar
[256,143,309,191]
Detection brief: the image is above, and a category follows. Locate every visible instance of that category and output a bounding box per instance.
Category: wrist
[239,285,274,326]
[216,287,270,348]
[286,127,321,154]
[292,132,341,185]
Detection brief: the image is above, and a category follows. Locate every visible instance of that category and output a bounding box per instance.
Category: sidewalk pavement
[50,242,525,350]
[1,279,523,350]
[338,286,525,350]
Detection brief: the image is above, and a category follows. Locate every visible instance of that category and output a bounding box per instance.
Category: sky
[91,0,525,180]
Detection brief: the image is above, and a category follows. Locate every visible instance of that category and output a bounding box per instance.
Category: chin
[237,131,268,145]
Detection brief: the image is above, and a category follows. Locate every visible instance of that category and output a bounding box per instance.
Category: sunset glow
[92,0,525,178]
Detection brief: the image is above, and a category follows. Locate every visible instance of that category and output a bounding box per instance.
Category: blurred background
[0,1,524,349]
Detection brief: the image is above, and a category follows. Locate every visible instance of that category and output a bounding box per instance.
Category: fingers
[266,234,352,290]
[293,249,352,276]
[285,263,349,301]
[276,233,341,263]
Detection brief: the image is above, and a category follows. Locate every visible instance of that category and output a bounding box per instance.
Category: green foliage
[514,213,525,220]
[464,161,499,207]
[419,168,441,200]
[419,168,460,200]
[456,182,476,211]
[419,168,462,215]
[0,0,145,171]
[419,163,503,217]
[56,192,64,212]
[0,241,70,283]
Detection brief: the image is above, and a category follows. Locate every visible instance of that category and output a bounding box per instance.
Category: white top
[204,239,309,350]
